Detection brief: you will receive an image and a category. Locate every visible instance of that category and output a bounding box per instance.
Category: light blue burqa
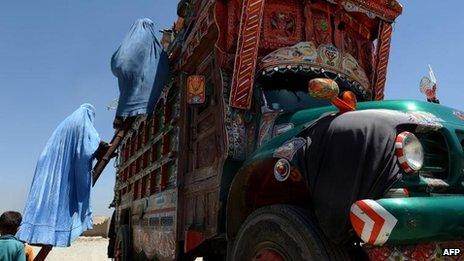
[111,18,169,117]
[17,104,100,247]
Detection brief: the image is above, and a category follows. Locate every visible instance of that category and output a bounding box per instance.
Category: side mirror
[186,75,206,105]
[308,78,357,113]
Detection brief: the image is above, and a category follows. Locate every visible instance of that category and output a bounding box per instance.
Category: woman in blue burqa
[17,104,106,248]
[111,18,168,127]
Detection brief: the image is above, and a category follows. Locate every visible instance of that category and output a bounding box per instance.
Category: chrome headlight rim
[395,131,424,173]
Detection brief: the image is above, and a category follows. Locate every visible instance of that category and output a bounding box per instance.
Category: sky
[0,1,462,216]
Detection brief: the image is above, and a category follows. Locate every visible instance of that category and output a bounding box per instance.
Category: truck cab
[107,0,464,260]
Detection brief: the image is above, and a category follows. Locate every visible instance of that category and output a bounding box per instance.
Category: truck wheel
[230,205,347,261]
[114,225,131,261]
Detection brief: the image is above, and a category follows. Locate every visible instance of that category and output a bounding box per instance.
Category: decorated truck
[104,0,464,260]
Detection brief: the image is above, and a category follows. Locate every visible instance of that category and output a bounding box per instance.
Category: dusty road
[31,236,205,260]
[32,237,110,261]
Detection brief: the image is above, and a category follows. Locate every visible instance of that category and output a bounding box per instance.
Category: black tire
[203,254,226,261]
[230,205,348,261]
[114,225,131,261]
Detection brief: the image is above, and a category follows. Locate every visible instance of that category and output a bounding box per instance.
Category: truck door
[182,56,223,247]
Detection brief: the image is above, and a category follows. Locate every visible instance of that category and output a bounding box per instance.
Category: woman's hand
[95,141,117,161]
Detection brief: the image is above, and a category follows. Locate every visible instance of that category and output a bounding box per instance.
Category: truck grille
[457,131,464,151]
[418,131,449,179]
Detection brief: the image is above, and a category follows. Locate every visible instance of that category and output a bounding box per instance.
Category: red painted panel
[373,22,393,100]
[229,0,266,109]
[184,230,205,253]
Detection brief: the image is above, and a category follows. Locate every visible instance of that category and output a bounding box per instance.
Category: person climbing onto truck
[16,104,111,260]
[91,18,169,185]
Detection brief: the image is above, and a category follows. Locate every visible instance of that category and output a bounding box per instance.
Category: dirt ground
[31,236,205,260]
[31,237,110,261]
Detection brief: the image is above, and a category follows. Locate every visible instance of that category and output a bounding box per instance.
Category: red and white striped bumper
[350,199,398,246]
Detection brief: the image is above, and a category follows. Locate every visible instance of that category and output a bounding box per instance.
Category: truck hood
[246,100,464,245]
[251,99,464,162]
[290,99,464,128]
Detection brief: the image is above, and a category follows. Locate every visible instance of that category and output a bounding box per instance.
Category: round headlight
[395,131,424,173]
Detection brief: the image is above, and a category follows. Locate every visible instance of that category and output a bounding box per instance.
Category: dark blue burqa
[111,18,169,117]
[17,104,100,247]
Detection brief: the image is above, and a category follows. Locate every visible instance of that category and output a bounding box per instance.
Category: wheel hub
[253,247,286,261]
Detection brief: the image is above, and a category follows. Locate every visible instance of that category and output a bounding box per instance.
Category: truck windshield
[263,86,331,112]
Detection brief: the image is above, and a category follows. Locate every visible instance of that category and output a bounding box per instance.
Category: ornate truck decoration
[420,65,440,104]
[229,0,266,109]
[106,0,464,260]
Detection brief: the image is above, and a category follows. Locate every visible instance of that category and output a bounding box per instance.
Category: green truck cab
[107,0,464,260]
